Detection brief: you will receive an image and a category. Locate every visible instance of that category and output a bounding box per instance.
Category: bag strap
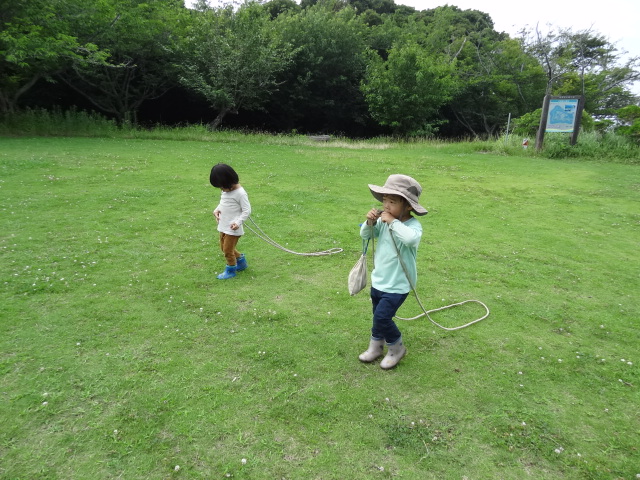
[362,237,370,255]
[370,221,375,268]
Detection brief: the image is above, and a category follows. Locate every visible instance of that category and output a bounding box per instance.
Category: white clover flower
[174,465,180,472]
[241,458,247,465]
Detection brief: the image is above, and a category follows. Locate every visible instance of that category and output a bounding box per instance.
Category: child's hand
[379,211,396,224]
[230,222,239,230]
[213,210,221,223]
[366,208,382,225]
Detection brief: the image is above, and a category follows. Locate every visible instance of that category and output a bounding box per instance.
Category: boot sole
[358,354,383,363]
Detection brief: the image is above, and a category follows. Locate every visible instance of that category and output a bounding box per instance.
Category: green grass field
[1,135,638,479]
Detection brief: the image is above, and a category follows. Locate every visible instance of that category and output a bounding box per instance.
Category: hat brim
[368,184,428,216]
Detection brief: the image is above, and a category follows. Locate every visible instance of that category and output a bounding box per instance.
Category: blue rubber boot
[236,254,248,272]
[217,265,237,280]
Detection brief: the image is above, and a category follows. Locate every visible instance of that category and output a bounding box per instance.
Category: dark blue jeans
[370,287,408,345]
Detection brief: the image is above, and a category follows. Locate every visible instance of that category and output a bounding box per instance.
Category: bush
[511,109,596,137]
[511,109,542,137]
[616,105,640,143]
[541,130,640,162]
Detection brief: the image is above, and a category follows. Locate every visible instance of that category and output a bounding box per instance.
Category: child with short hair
[359,174,427,369]
[210,163,252,280]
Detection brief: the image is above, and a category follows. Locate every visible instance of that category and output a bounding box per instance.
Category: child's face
[382,194,412,220]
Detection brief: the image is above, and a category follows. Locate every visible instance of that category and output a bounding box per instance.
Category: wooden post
[570,96,585,146]
[535,94,550,151]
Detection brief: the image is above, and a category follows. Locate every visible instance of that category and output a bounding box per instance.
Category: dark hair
[210,163,239,189]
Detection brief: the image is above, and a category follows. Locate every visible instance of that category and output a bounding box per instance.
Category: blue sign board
[546,98,579,132]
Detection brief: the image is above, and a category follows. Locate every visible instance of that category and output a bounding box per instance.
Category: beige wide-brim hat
[368,174,427,216]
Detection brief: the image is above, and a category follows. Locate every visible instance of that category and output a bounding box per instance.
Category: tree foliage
[0,0,109,113]
[56,0,186,124]
[616,105,640,142]
[267,2,369,133]
[178,2,294,130]
[3,0,639,137]
[520,26,640,118]
[447,36,547,136]
[361,44,454,136]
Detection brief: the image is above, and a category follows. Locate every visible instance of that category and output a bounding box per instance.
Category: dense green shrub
[511,108,596,137]
[616,105,640,143]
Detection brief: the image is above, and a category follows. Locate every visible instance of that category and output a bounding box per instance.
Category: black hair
[210,163,239,189]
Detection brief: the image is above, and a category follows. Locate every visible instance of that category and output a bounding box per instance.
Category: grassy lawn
[1,135,638,479]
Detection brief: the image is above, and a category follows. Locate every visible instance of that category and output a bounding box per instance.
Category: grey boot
[359,337,385,363]
[380,336,406,369]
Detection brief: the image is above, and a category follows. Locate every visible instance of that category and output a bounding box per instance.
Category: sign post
[535,95,585,151]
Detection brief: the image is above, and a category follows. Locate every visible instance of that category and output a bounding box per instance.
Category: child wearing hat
[359,174,427,369]
[210,163,251,280]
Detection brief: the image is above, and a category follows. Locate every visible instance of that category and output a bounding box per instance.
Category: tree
[267,2,369,133]
[616,105,640,142]
[178,2,293,130]
[447,37,547,136]
[420,5,495,60]
[56,0,186,124]
[520,26,640,117]
[0,0,108,113]
[264,0,301,19]
[348,0,397,15]
[361,43,455,136]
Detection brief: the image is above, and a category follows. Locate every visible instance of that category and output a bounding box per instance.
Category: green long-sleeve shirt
[360,217,422,294]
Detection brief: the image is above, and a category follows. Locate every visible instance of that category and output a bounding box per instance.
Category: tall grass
[0,107,121,138]
[2,108,638,162]
[476,131,639,163]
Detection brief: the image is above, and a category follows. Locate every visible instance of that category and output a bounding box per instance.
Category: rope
[244,216,343,256]
[372,221,489,330]
[394,298,490,331]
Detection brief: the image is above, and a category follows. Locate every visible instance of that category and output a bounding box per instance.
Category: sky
[403,0,640,94]
[413,0,640,57]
